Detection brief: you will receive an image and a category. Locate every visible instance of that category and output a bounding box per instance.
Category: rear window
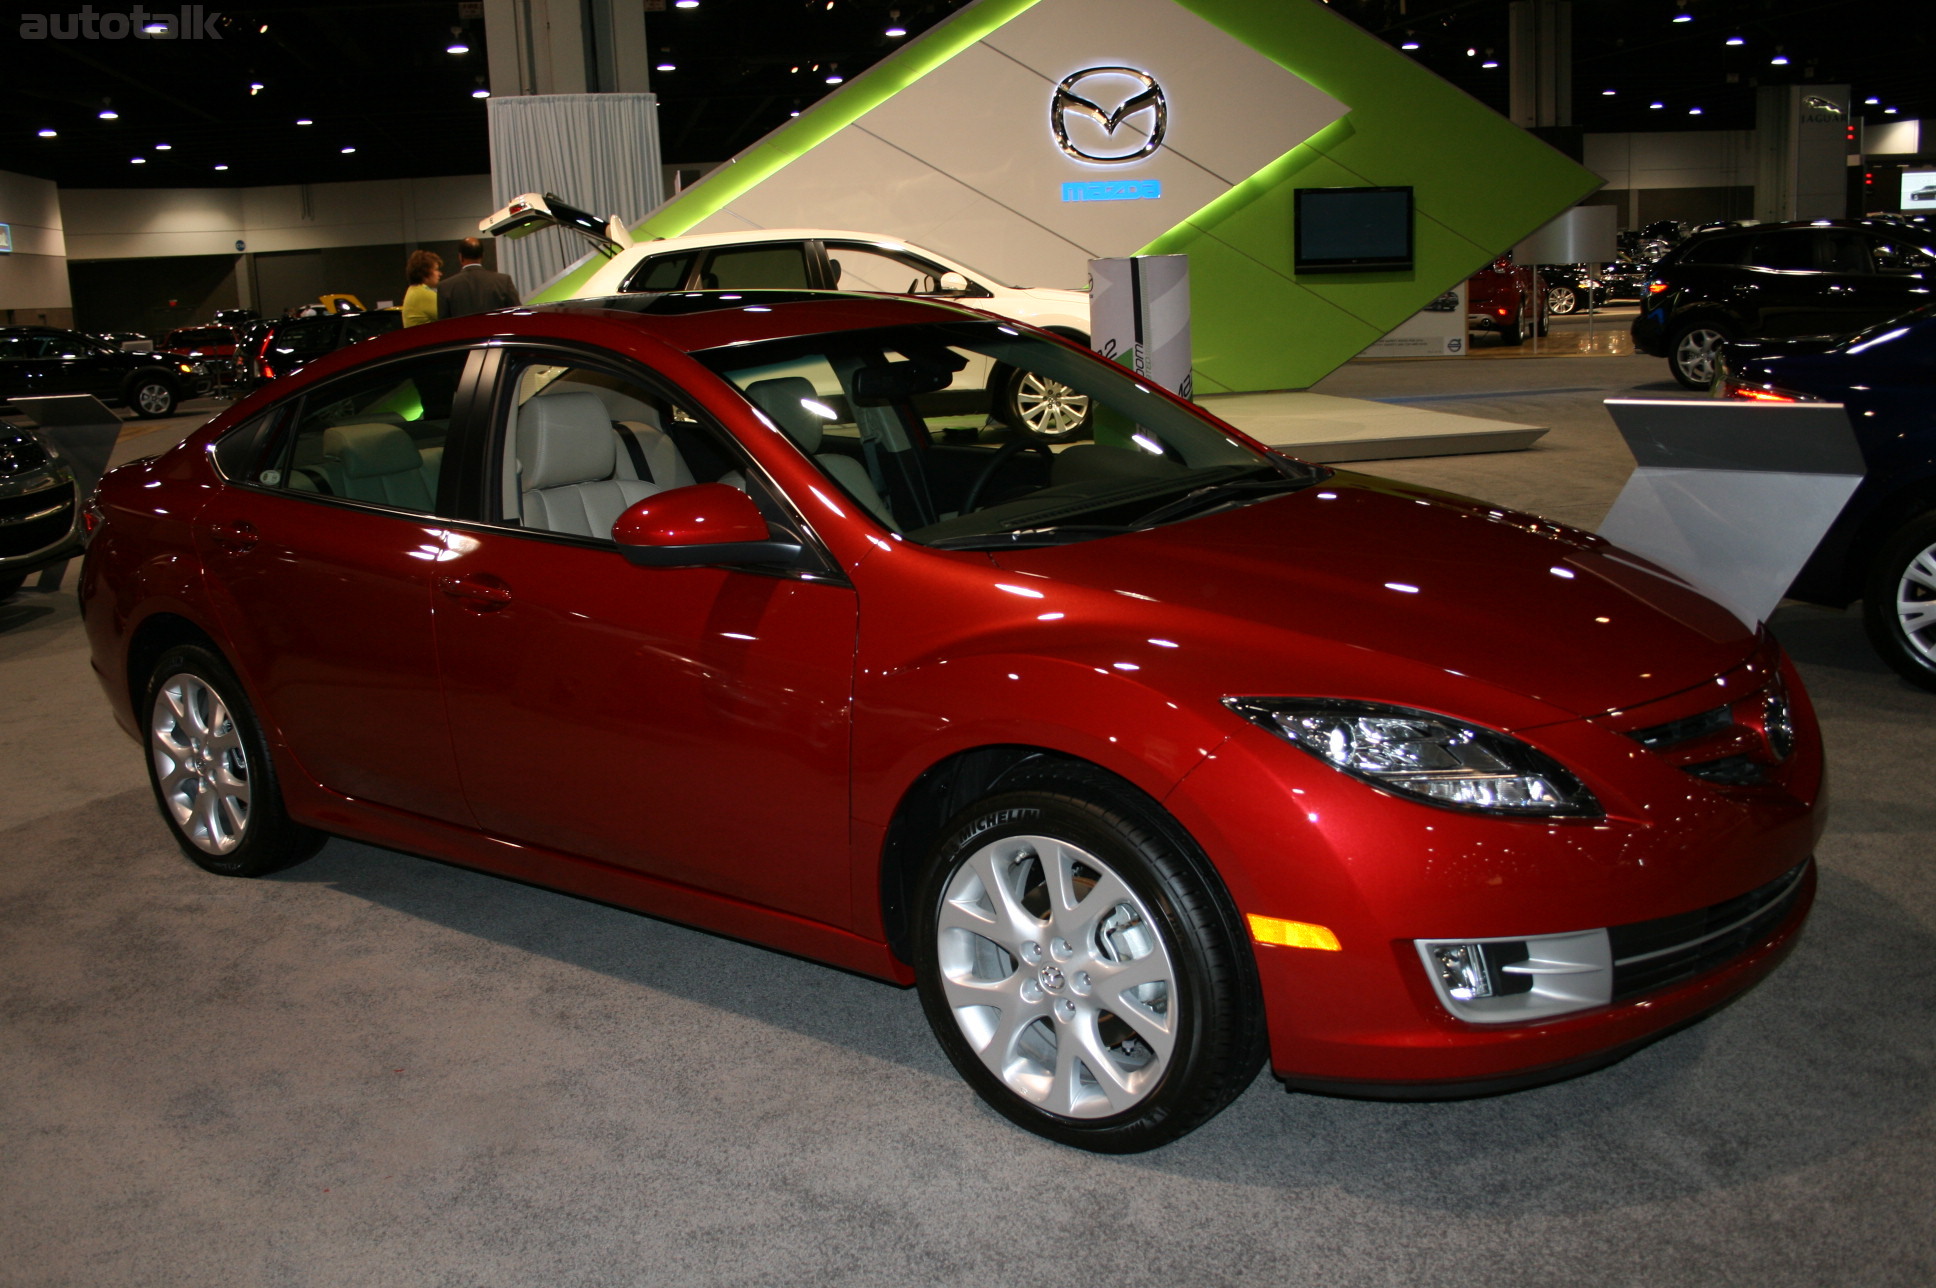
[1676,234,1747,266]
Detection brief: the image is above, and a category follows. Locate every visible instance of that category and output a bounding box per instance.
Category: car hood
[986,472,1755,726]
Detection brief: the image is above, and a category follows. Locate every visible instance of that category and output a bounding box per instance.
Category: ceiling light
[1688,106,1703,115]
[257,24,266,33]
[675,0,700,8]
[141,21,167,33]
[1649,101,1665,110]
[471,87,491,98]
[1400,41,1419,50]
[1725,36,1744,45]
[155,143,171,150]
[1865,96,1880,105]
[826,74,844,83]
[656,61,675,71]
[36,128,56,138]
[1481,60,1499,69]
[1671,12,1692,22]
[296,118,313,126]
[1885,107,1899,115]
[1770,55,1789,65]
[340,146,355,154]
[790,110,801,117]
[885,25,906,36]
[446,41,469,54]
[99,109,119,120]
[1465,47,1476,56]
[214,163,229,171]
[248,82,263,94]
[130,157,146,164]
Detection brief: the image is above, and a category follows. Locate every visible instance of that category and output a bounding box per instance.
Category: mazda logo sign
[1051,67,1168,164]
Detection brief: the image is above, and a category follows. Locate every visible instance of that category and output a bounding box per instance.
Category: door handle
[208,520,259,552]
[437,573,513,611]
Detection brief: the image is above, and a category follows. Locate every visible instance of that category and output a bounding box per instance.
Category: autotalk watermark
[19,6,223,40]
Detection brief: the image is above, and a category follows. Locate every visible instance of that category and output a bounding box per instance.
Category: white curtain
[486,93,664,298]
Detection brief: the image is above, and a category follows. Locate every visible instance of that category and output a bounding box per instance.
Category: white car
[482,193,1095,442]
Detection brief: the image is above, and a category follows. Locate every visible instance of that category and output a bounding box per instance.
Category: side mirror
[936,271,970,294]
[612,483,805,568]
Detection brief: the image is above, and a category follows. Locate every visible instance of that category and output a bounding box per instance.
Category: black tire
[143,644,324,876]
[997,366,1092,444]
[1669,319,1732,390]
[912,765,1264,1152]
[126,375,178,419]
[1547,285,1578,316]
[1498,302,1526,346]
[1862,511,1936,692]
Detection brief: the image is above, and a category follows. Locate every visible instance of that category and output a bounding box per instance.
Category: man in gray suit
[436,238,521,317]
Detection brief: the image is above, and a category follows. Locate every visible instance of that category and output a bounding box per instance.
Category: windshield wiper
[1129,471,1313,530]
[926,524,1134,551]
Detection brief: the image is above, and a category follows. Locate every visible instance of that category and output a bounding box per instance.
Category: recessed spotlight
[1689,106,1703,115]
[1885,107,1899,115]
[36,128,56,138]
[1649,101,1665,110]
[257,23,266,33]
[214,163,229,171]
[790,110,801,117]
[1671,12,1692,22]
[248,82,263,94]
[1865,96,1880,105]
[296,118,313,126]
[471,87,491,98]
[1481,60,1499,69]
[130,157,146,164]
[155,143,172,150]
[340,145,355,154]
[446,41,469,54]
[1400,41,1419,50]
[99,109,119,120]
[1725,36,1744,46]
[1465,47,1476,57]
[141,21,167,34]
[656,61,675,71]
[885,25,906,36]
[1770,55,1789,65]
[1602,88,1616,96]
[826,74,844,83]
[675,0,699,8]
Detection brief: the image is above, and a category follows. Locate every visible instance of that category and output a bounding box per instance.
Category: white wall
[61,174,493,260]
[0,168,71,311]
[1867,120,1923,156]
[1584,130,1757,191]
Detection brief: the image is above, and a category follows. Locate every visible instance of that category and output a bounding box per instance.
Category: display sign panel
[1902,172,1936,211]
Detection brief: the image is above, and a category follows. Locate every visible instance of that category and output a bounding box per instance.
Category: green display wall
[532,0,1601,393]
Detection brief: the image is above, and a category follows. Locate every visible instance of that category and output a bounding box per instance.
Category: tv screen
[1294,186,1415,274]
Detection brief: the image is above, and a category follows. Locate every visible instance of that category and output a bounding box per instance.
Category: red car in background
[80,291,1821,1152]
[1467,254,1549,345]
[159,325,239,396]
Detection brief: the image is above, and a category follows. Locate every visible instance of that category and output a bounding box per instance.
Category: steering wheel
[961,435,1056,514]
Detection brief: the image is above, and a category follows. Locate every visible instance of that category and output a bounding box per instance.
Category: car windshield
[696,320,1322,549]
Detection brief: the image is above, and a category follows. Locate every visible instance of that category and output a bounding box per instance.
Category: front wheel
[998,367,1092,444]
[145,645,324,876]
[1863,512,1936,692]
[913,771,1263,1152]
[1669,321,1731,389]
[1547,284,1578,315]
[127,376,178,419]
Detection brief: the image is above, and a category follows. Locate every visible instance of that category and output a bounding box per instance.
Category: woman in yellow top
[402,250,442,327]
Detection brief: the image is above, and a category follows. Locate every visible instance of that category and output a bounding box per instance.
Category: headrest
[517,391,616,490]
[322,423,422,479]
[745,377,827,454]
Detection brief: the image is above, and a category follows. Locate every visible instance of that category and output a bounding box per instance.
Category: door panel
[433,533,859,927]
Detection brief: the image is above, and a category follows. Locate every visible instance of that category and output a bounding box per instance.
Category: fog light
[1431,943,1491,1000]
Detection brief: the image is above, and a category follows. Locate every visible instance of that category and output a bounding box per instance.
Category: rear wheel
[1669,320,1732,389]
[127,376,178,419]
[1547,284,1578,316]
[1863,512,1936,692]
[1498,302,1526,346]
[145,645,324,876]
[913,768,1263,1152]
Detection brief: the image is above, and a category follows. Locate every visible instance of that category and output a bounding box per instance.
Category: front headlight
[1224,698,1601,818]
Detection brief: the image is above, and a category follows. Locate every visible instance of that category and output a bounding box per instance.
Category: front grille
[0,436,50,476]
[1630,705,1731,750]
[1607,860,1810,1001]
[0,488,77,558]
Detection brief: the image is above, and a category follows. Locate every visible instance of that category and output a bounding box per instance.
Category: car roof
[622,228,936,255]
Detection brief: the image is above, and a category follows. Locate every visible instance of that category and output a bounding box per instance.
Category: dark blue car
[1720,304,1936,690]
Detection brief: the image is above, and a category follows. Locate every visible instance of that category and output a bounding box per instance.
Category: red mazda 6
[81,292,1823,1151]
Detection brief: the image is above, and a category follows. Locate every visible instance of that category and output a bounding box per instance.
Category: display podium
[1089,255,1192,398]
[1600,399,1866,628]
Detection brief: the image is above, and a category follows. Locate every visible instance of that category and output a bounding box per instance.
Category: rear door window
[697,243,814,290]
[620,252,697,292]
[1741,231,1818,271]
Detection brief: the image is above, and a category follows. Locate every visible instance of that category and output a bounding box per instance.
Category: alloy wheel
[1548,285,1577,315]
[1674,327,1727,387]
[135,382,174,415]
[1013,373,1091,443]
[150,672,252,855]
[934,833,1176,1118]
[1893,540,1936,668]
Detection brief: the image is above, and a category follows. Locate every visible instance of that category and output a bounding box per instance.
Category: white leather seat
[744,376,896,528]
[517,391,661,537]
[321,423,435,510]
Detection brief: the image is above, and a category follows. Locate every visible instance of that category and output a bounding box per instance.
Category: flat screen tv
[1294,186,1414,274]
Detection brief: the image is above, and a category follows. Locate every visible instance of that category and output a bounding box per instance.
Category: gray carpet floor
[3,347,1932,1286]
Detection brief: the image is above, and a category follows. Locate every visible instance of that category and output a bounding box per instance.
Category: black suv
[1632,220,1936,387]
[236,310,402,391]
[0,326,190,418]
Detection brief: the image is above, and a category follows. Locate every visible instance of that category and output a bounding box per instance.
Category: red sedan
[81,292,1822,1151]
